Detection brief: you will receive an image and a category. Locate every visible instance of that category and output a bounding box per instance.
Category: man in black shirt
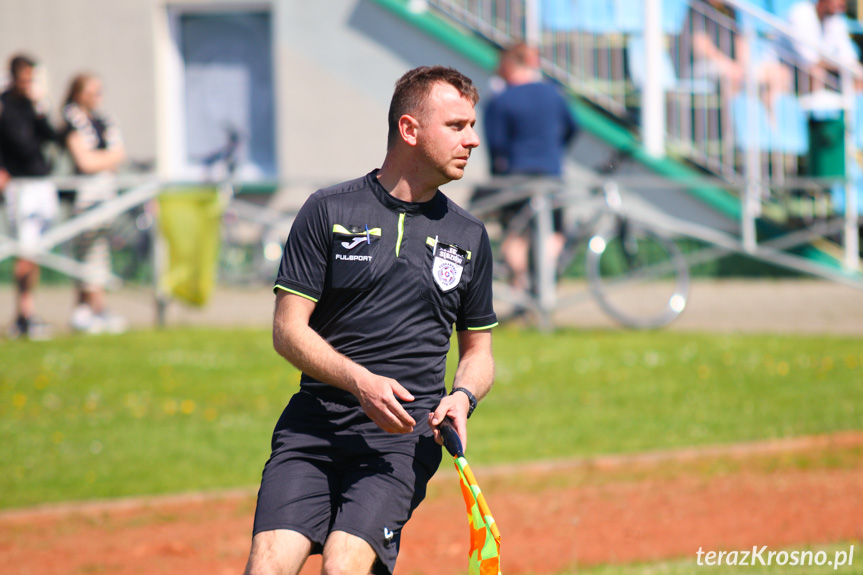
[245,66,497,575]
[0,54,58,339]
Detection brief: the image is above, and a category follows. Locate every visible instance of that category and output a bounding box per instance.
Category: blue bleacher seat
[738,0,774,34]
[767,0,806,18]
[732,93,772,150]
[627,35,715,93]
[831,161,863,215]
[541,0,688,34]
[616,0,689,34]
[541,0,614,33]
[626,35,679,91]
[773,93,809,153]
[732,93,808,154]
[541,0,580,32]
[856,94,863,150]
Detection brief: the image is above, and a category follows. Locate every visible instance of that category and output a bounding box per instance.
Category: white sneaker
[70,304,94,332]
[97,312,128,335]
[9,316,53,341]
[26,318,54,341]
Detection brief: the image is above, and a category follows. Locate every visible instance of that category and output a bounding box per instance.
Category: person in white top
[787,0,862,89]
[61,73,127,334]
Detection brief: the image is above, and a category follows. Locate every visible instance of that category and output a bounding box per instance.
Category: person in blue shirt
[484,42,578,292]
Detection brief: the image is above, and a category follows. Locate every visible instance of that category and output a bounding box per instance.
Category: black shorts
[472,185,563,233]
[252,390,443,575]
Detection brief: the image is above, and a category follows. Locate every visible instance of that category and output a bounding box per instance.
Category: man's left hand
[429,391,471,453]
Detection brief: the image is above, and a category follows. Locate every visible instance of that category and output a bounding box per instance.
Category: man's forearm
[272,291,417,433]
[273,315,368,396]
[451,347,495,402]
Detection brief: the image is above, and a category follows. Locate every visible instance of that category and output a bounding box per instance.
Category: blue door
[181,12,276,179]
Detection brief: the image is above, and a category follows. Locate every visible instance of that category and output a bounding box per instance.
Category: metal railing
[420,0,861,273]
[427,0,852,178]
[0,174,299,327]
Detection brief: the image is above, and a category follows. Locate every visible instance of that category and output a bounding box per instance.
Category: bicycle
[200,126,293,286]
[469,177,690,329]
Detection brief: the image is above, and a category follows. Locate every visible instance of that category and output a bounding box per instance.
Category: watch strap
[450,386,477,418]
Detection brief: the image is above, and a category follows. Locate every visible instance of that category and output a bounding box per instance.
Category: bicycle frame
[469,176,690,330]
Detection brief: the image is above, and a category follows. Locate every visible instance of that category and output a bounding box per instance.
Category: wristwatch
[450,387,477,419]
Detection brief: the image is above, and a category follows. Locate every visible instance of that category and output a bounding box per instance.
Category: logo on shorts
[383,527,394,544]
[432,243,465,292]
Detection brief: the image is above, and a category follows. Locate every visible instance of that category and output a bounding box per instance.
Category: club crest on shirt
[432,243,465,292]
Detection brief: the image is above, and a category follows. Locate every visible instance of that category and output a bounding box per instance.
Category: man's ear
[398,114,420,147]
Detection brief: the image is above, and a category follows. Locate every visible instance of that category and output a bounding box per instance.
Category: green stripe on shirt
[467,322,498,331]
[274,285,319,303]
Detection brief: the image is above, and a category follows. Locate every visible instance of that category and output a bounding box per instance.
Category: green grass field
[2,327,862,509]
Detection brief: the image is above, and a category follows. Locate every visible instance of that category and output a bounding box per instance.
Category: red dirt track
[2,433,863,575]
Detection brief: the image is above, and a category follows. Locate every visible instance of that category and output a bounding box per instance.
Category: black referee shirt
[275,169,497,411]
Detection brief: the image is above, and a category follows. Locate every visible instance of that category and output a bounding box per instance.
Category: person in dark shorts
[244,66,498,575]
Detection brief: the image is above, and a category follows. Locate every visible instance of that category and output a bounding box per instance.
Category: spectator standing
[61,73,127,334]
[484,42,578,292]
[0,54,58,340]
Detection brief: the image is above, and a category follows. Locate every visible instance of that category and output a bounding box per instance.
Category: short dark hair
[387,66,479,149]
[10,54,36,80]
[500,42,536,68]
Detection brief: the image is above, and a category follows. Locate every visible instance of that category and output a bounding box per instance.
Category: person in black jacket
[0,53,59,340]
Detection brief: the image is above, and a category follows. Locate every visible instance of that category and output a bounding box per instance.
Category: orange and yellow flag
[453,455,501,575]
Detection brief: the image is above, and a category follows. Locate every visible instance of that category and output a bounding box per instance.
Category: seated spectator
[61,73,127,334]
[679,0,790,118]
[787,0,862,90]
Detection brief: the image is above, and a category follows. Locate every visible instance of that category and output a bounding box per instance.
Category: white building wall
[0,0,493,200]
[0,0,157,164]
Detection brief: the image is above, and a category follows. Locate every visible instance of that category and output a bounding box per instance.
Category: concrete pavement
[2,278,862,337]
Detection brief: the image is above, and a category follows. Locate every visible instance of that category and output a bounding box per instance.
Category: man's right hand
[353,374,416,434]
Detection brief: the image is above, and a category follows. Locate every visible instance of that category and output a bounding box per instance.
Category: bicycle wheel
[586,222,689,329]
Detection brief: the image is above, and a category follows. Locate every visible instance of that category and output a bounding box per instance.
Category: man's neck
[506,67,542,86]
[377,157,442,204]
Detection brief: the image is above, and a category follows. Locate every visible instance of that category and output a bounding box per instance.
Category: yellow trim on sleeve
[274,285,319,303]
[467,322,498,331]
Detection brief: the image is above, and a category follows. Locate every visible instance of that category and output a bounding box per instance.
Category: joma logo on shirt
[341,237,366,250]
[335,254,372,262]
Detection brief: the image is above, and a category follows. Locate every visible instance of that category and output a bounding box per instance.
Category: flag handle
[440,417,464,458]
